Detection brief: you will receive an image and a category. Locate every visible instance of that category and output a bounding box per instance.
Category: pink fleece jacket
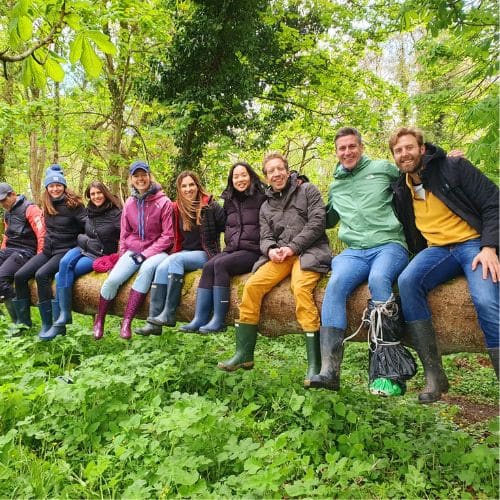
[119,186,174,258]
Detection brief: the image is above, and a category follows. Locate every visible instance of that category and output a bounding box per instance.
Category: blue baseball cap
[129,160,150,175]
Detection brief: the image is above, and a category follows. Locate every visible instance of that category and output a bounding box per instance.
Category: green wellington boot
[303,331,321,388]
[217,322,258,372]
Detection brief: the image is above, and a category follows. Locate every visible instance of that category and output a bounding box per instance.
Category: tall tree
[398,0,498,174]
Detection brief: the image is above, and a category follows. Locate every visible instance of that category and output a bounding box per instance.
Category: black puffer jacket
[43,198,87,256]
[78,202,122,258]
[392,143,499,254]
[221,189,266,254]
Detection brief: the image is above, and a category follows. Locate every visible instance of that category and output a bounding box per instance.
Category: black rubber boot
[149,274,184,327]
[37,301,53,339]
[487,347,499,380]
[135,283,167,336]
[407,319,449,404]
[218,323,258,372]
[40,298,67,341]
[308,326,344,391]
[199,286,229,334]
[303,331,321,388]
[180,287,213,333]
[12,297,32,328]
[4,298,17,323]
[53,287,73,326]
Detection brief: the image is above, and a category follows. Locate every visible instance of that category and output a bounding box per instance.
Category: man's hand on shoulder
[472,246,499,282]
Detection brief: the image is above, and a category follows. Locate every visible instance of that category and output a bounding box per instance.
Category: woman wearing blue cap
[13,164,87,338]
[93,160,174,340]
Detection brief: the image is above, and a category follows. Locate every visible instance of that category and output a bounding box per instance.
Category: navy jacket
[221,189,266,254]
[392,143,499,254]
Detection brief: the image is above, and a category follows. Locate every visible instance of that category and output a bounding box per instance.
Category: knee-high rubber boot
[12,297,32,328]
[217,323,258,372]
[303,331,321,388]
[37,301,53,339]
[308,327,344,391]
[135,283,168,336]
[39,297,67,340]
[487,347,499,380]
[407,319,449,403]
[93,295,113,340]
[4,298,17,323]
[120,290,147,340]
[149,274,184,327]
[53,287,73,326]
[180,287,213,333]
[199,286,229,334]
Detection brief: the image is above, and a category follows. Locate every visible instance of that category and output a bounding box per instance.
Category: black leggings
[198,250,260,288]
[0,248,34,299]
[14,253,64,302]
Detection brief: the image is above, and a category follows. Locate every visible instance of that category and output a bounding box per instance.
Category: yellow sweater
[406,175,479,246]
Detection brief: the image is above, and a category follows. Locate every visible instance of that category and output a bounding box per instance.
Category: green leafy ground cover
[0,311,498,498]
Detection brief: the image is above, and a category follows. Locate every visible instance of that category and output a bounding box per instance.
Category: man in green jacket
[309,127,413,395]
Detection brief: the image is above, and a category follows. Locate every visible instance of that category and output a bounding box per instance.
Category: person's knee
[212,258,227,274]
[368,271,391,292]
[397,268,413,295]
[324,273,350,299]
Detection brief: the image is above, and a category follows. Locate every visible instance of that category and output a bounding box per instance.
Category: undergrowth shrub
[0,313,498,498]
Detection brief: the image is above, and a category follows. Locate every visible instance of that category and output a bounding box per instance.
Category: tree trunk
[32,271,486,355]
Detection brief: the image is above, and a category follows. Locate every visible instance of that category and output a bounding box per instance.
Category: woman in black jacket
[41,181,122,340]
[13,165,87,337]
[180,162,266,334]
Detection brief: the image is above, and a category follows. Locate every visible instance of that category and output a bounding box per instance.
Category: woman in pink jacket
[93,161,174,340]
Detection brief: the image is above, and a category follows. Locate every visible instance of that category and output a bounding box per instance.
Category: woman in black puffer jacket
[13,165,87,337]
[41,181,122,340]
[180,161,266,334]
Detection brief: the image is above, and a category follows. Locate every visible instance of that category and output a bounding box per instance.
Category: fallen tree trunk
[55,270,485,355]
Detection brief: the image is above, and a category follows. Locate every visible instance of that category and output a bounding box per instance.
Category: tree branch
[0,2,67,63]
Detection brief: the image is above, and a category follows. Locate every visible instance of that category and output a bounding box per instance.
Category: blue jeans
[322,243,409,329]
[398,239,499,348]
[100,251,166,299]
[130,252,169,293]
[153,250,208,285]
[55,247,94,288]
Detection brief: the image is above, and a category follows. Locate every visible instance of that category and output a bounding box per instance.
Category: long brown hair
[175,171,210,231]
[85,181,123,209]
[42,188,84,216]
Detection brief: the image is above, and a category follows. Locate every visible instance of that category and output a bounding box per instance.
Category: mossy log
[33,270,485,355]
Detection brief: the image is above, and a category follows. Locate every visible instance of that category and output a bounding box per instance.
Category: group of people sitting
[0,126,498,404]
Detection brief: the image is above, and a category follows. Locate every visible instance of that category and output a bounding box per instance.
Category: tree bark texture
[28,270,486,355]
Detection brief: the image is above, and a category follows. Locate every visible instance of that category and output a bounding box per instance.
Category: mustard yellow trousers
[239,256,321,332]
